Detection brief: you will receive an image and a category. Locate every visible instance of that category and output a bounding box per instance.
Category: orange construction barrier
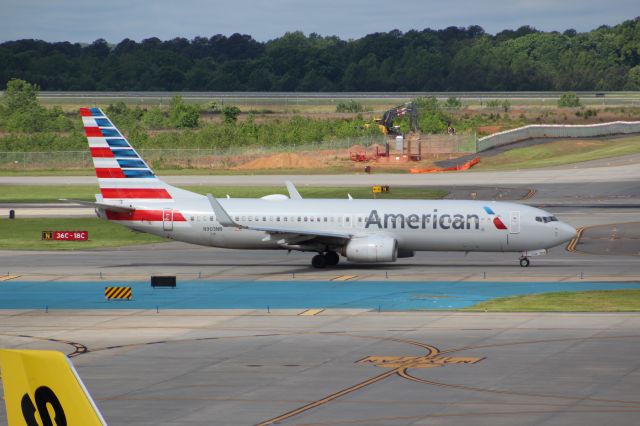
[410,156,480,174]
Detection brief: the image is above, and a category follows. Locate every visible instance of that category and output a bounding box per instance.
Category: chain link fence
[0,135,388,171]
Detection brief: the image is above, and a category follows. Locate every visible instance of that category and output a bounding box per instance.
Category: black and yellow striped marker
[105,286,132,301]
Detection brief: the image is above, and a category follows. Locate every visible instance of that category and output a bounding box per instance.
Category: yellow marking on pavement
[299,309,325,316]
[0,275,20,282]
[522,189,537,200]
[357,355,484,369]
[566,227,585,252]
[332,275,357,281]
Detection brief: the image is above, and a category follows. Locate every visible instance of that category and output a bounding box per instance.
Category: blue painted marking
[117,159,146,168]
[112,149,139,158]
[0,281,638,310]
[100,128,120,137]
[123,169,155,178]
[94,118,112,127]
[106,138,129,147]
[483,206,495,215]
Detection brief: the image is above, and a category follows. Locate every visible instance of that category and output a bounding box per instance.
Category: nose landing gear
[311,251,340,268]
[519,256,530,267]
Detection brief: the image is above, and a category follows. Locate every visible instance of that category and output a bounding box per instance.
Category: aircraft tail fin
[0,349,107,425]
[80,107,199,203]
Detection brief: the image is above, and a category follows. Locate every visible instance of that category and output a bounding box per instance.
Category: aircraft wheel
[312,254,327,269]
[519,257,530,267]
[325,251,340,266]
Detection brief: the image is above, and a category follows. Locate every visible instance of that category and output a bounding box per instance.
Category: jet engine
[343,236,398,263]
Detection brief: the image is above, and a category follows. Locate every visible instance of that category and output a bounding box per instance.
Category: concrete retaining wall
[477,121,640,152]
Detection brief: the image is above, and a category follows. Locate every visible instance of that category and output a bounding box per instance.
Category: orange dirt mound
[477,125,504,135]
[234,153,325,170]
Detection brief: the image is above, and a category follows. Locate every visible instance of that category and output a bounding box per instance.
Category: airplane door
[163,208,173,231]
[509,211,520,234]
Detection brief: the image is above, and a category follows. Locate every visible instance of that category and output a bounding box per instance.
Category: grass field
[475,136,640,170]
[466,289,640,312]
[0,218,165,250]
[0,185,448,203]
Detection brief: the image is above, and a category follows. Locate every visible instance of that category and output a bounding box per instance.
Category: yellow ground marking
[0,275,20,282]
[566,227,585,252]
[357,355,484,369]
[298,309,325,316]
[522,189,538,200]
[332,275,357,281]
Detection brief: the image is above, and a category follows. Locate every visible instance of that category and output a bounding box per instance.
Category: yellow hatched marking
[299,309,325,316]
[105,286,132,300]
[332,275,357,281]
[0,275,20,282]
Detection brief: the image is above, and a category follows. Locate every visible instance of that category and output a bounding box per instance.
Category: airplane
[70,107,577,269]
[0,349,107,425]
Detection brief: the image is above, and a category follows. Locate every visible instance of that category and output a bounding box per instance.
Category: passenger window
[235,216,239,221]
[304,217,308,222]
[190,216,194,221]
[310,217,314,222]
[297,217,301,222]
[284,217,288,222]
[276,217,280,222]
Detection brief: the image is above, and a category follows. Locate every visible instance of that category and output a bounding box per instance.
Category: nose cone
[558,223,578,243]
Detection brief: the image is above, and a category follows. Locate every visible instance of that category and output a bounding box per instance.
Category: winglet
[206,194,239,227]
[285,181,302,200]
[0,349,108,425]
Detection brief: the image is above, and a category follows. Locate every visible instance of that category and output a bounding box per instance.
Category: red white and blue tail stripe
[81,107,173,201]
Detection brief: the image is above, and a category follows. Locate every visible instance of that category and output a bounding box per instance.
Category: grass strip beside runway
[0,185,447,203]
[0,218,165,250]
[466,289,640,311]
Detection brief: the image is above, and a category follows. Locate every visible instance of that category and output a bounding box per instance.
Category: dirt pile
[234,153,325,170]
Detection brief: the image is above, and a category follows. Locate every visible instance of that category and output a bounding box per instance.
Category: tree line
[1,19,639,92]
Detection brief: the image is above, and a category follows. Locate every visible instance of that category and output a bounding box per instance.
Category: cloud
[1,0,637,43]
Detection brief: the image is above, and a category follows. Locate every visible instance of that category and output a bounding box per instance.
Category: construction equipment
[374,102,418,135]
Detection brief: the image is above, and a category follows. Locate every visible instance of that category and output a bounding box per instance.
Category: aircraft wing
[0,349,108,425]
[248,225,352,240]
[60,198,135,213]
[206,193,352,242]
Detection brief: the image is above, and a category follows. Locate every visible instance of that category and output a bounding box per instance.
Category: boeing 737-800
[71,107,577,268]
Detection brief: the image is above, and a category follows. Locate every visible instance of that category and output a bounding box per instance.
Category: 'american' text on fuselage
[365,210,481,230]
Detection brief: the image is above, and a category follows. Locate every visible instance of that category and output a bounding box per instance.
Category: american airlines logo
[365,209,481,230]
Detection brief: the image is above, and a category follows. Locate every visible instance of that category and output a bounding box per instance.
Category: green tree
[626,65,640,90]
[1,79,40,112]
[558,92,581,107]
[168,96,200,128]
[221,106,241,124]
[443,97,462,109]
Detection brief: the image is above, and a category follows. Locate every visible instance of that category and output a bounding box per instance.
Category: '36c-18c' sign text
[42,231,89,241]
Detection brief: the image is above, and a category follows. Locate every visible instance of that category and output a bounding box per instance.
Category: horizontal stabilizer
[60,198,135,213]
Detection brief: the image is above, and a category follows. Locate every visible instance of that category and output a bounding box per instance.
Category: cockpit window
[537,215,558,223]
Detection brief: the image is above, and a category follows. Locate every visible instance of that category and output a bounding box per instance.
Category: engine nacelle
[343,236,398,263]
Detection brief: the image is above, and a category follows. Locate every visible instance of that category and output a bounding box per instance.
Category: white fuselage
[102,196,576,254]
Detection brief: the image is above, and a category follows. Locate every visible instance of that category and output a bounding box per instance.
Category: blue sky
[2,0,638,43]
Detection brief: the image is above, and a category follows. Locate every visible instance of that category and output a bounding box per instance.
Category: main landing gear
[311,251,340,268]
[519,256,530,267]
